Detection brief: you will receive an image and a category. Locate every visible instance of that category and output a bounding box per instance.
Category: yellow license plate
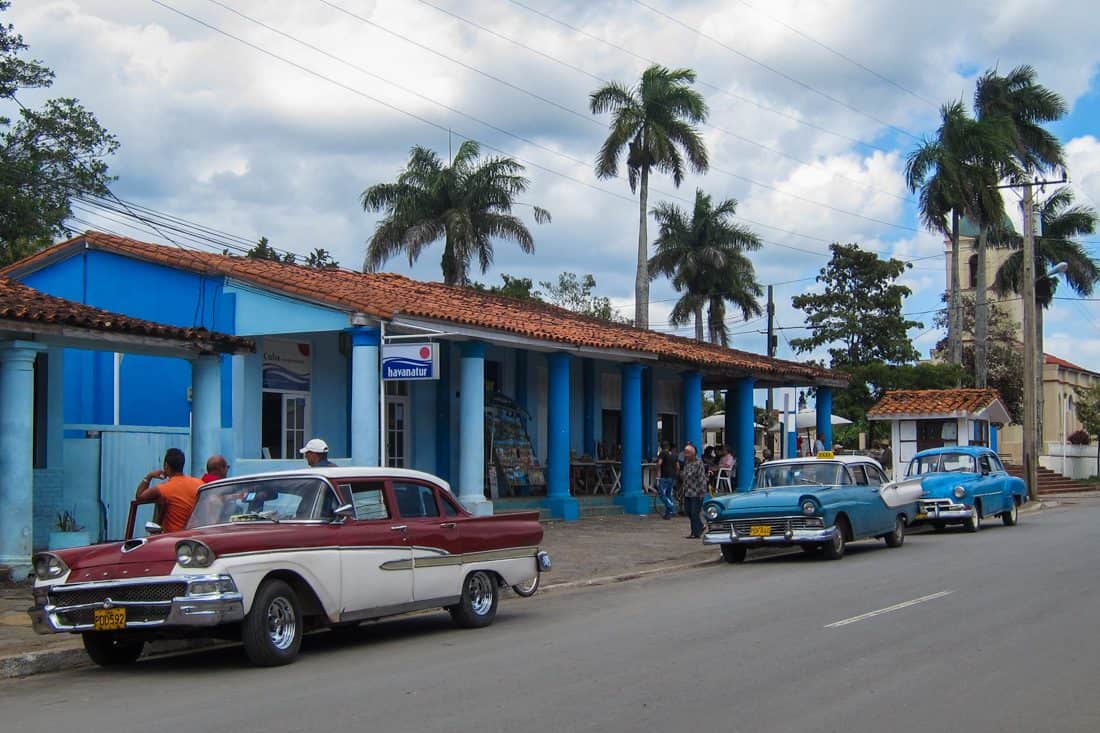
[916,512,928,520]
[93,608,126,631]
[749,525,772,537]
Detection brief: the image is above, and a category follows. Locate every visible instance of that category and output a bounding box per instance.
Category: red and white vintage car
[29,468,550,667]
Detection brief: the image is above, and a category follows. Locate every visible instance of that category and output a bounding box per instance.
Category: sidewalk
[0,499,1059,678]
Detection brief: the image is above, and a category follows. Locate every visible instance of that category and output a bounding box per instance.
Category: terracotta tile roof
[0,276,253,353]
[867,389,1006,419]
[4,233,844,386]
[1044,353,1098,375]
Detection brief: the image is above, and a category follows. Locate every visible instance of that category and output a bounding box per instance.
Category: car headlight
[704,504,720,521]
[802,500,817,515]
[32,553,68,581]
[175,540,215,568]
[953,486,966,499]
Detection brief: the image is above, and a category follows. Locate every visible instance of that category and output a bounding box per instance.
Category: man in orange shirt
[135,448,203,533]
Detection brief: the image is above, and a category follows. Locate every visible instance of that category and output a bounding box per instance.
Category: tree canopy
[790,243,923,368]
[361,141,549,286]
[0,1,118,265]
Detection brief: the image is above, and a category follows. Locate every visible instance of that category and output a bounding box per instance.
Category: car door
[848,463,888,536]
[831,465,872,537]
[977,452,1009,514]
[334,480,413,619]
[392,480,463,603]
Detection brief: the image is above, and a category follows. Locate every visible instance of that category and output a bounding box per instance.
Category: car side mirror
[333,504,355,523]
[144,521,163,535]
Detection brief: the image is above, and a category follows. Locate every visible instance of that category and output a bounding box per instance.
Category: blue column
[458,341,491,516]
[545,352,579,520]
[816,387,833,451]
[349,326,380,466]
[190,354,222,479]
[435,342,451,480]
[617,363,649,514]
[642,366,655,458]
[724,392,737,451]
[682,371,703,451]
[0,342,45,578]
[733,377,756,491]
[991,424,999,452]
[582,358,596,456]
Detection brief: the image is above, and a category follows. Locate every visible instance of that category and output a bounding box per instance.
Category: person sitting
[718,445,735,472]
[135,448,203,533]
[300,438,336,467]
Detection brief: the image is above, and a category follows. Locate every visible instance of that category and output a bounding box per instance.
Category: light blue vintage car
[902,446,1028,531]
[702,455,921,563]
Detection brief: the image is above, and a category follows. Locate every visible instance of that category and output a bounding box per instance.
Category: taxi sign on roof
[815,451,835,459]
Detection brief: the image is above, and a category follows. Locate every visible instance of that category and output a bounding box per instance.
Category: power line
[735,0,938,109]
[503,0,892,154]
[302,0,914,235]
[412,0,914,206]
[630,0,921,141]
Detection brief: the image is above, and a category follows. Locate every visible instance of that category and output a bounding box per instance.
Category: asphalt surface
[3,500,1098,733]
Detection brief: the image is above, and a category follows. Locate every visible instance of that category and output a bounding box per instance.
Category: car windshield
[755,462,844,488]
[907,452,976,477]
[186,477,334,528]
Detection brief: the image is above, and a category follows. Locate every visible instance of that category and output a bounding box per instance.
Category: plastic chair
[714,467,733,494]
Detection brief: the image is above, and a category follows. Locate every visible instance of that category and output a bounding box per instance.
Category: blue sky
[6,0,1100,379]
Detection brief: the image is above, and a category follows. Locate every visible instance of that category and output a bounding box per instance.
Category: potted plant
[48,509,91,550]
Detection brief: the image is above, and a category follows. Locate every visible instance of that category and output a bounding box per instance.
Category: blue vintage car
[702,455,921,563]
[902,446,1027,531]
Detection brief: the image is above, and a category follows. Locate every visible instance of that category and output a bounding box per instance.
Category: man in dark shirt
[655,441,679,520]
[679,444,708,539]
[300,438,337,467]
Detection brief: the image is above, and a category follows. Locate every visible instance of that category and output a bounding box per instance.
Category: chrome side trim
[338,596,462,623]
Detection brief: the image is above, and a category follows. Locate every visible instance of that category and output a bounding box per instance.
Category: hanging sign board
[382,343,439,381]
[262,340,311,392]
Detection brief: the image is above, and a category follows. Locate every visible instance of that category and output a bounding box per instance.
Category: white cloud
[6,0,1100,371]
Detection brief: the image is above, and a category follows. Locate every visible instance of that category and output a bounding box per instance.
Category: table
[570,462,598,494]
[641,462,657,494]
[595,460,621,494]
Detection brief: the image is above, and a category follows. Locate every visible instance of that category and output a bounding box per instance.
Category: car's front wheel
[965,504,982,533]
[1002,499,1019,526]
[720,544,747,564]
[242,579,303,666]
[450,571,499,628]
[883,516,905,548]
[822,519,847,560]
[82,632,144,666]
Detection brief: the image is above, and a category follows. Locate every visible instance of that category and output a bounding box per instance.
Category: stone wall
[32,469,66,551]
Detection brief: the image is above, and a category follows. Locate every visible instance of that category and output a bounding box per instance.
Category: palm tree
[590,65,709,329]
[994,187,1098,435]
[361,141,550,286]
[648,189,762,344]
[975,65,1067,389]
[906,102,982,366]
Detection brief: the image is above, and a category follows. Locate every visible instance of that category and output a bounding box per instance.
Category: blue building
[0,275,251,580]
[4,232,846,557]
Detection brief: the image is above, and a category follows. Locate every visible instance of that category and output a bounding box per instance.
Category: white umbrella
[789,408,851,431]
[701,412,763,430]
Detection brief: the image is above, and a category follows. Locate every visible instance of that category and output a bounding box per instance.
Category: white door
[386,395,410,468]
[283,394,310,458]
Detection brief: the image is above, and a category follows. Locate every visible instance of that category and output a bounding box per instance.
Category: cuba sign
[382,343,439,381]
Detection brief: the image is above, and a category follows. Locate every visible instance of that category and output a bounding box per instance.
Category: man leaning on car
[135,448,203,532]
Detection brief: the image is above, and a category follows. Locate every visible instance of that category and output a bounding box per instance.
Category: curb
[0,646,88,679]
[541,556,718,593]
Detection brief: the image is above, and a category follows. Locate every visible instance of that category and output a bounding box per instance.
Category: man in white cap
[300,438,336,467]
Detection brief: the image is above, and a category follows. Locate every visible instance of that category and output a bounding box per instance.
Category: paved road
[3,500,1099,733]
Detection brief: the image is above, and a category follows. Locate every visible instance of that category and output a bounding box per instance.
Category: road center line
[824,590,954,628]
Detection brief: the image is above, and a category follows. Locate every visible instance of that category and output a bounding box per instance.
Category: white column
[458,341,491,516]
[350,327,381,466]
[190,354,222,478]
[0,341,46,579]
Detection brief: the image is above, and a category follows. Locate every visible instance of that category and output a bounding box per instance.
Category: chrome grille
[49,581,186,608]
[708,516,823,534]
[920,499,954,509]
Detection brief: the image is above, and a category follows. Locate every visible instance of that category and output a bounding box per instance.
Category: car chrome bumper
[916,501,971,521]
[29,575,245,635]
[536,550,552,572]
[702,526,838,545]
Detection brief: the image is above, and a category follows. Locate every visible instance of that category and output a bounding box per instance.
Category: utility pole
[1021,179,1039,501]
[765,285,776,456]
